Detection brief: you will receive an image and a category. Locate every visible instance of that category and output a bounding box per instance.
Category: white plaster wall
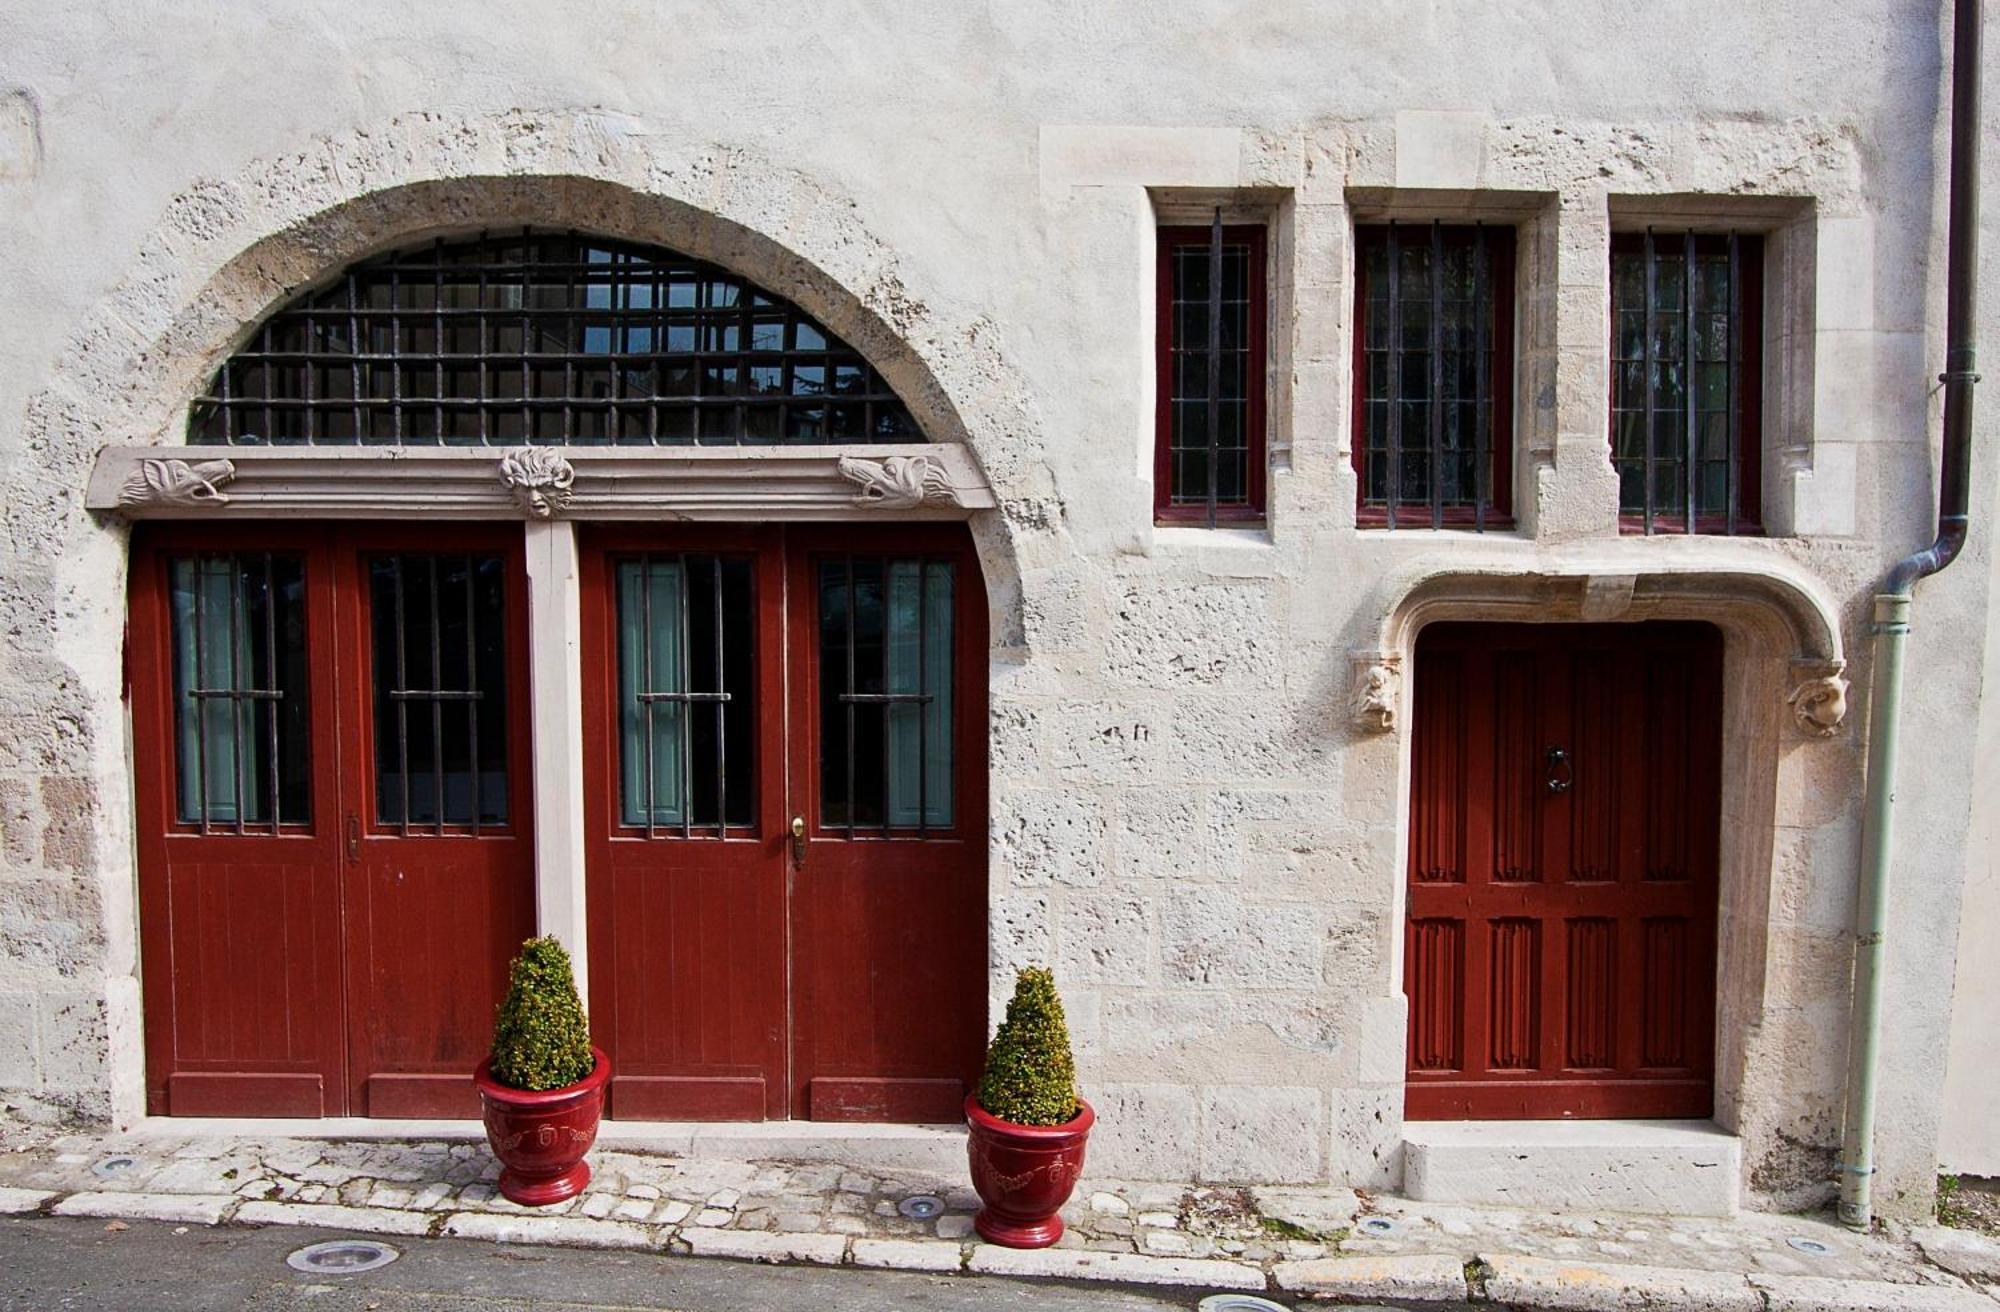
[0,0,1994,1221]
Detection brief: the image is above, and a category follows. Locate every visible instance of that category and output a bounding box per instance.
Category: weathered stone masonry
[1,1,1996,1225]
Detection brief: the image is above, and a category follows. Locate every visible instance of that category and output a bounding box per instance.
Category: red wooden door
[334,528,536,1117]
[1404,622,1722,1120]
[581,528,789,1120]
[787,527,989,1121]
[131,524,534,1118]
[581,524,987,1122]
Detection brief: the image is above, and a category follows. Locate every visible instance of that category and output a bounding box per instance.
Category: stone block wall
[0,0,1994,1224]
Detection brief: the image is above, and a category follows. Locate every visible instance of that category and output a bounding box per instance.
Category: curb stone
[1750,1273,1997,1312]
[235,1200,438,1236]
[0,1188,56,1215]
[966,1244,1266,1290]
[442,1211,656,1250]
[851,1237,967,1272]
[50,1193,237,1226]
[1482,1254,1763,1312]
[1272,1252,1471,1302]
[680,1229,848,1265]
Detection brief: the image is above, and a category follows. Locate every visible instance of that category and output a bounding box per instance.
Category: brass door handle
[789,815,807,868]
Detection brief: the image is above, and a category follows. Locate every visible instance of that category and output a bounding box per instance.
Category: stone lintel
[86,443,997,521]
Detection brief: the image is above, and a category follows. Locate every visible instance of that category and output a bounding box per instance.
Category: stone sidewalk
[1,1116,1997,1309]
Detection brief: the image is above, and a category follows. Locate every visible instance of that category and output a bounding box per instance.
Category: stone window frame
[1607,195,1817,539]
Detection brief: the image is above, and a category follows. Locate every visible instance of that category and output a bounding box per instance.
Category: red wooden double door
[580,525,988,1122]
[1405,622,1723,1120]
[132,522,988,1123]
[131,523,535,1117]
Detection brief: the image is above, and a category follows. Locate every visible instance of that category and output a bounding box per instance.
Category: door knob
[1546,747,1573,794]
[789,815,807,868]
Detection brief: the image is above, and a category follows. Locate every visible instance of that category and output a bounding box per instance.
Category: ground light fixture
[284,1239,401,1276]
[88,1155,137,1179]
[896,1194,945,1220]
[1356,1216,1397,1236]
[1785,1235,1836,1257]
[1195,1297,1300,1312]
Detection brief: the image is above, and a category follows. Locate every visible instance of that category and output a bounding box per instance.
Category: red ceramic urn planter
[964,1093,1095,1248]
[474,1045,611,1206]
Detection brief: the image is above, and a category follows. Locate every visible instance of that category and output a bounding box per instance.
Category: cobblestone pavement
[1,1116,1997,1309]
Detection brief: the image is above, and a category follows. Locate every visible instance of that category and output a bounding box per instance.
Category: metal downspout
[1840,0,1982,1232]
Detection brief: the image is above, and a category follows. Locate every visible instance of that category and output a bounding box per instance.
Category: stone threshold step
[1403,1118,1743,1218]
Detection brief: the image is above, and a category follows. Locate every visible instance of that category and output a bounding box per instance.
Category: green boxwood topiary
[489,936,595,1092]
[976,966,1079,1126]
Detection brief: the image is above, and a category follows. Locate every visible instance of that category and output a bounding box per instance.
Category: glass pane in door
[818,556,953,831]
[168,553,311,829]
[614,554,755,833]
[369,553,509,830]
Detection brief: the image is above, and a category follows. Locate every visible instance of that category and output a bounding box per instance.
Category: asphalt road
[0,1215,1468,1312]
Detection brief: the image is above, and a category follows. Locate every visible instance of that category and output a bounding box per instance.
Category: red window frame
[1154,224,1269,524]
[1609,232,1764,535]
[1350,224,1516,529]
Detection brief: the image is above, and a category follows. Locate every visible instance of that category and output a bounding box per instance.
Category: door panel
[338,534,535,1118]
[582,525,988,1123]
[582,531,790,1121]
[1405,622,1721,1120]
[133,525,533,1119]
[787,531,988,1122]
[133,531,345,1117]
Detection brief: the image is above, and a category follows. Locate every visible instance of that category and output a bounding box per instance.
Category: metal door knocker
[1546,746,1573,794]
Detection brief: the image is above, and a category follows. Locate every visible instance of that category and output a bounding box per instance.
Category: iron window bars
[818,556,954,835]
[1611,231,1763,534]
[369,553,508,833]
[1354,222,1514,530]
[168,553,310,831]
[615,554,755,838]
[1156,217,1268,525]
[190,229,923,447]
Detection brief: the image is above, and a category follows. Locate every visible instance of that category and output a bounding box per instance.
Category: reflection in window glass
[615,555,755,833]
[818,557,953,830]
[169,554,311,828]
[370,553,508,830]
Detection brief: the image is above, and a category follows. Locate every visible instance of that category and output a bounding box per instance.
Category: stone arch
[1358,558,1855,1200]
[12,110,1061,1123]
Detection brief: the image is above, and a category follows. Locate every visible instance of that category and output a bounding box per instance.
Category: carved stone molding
[118,457,236,509]
[497,446,576,519]
[1349,651,1402,734]
[1788,659,1851,738]
[836,453,958,509]
[87,444,996,520]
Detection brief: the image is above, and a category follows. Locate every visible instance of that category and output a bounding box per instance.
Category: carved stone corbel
[1349,651,1402,734]
[1788,658,1850,738]
[118,457,236,509]
[497,446,576,519]
[836,453,959,510]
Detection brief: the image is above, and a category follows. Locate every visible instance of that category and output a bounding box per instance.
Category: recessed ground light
[1197,1297,1298,1312]
[285,1239,400,1275]
[1785,1235,1835,1257]
[898,1194,945,1220]
[1357,1216,1397,1236]
[89,1155,137,1178]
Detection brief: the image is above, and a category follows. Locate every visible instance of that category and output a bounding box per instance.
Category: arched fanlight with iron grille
[190,229,923,448]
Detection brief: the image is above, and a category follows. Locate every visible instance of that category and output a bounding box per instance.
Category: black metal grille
[1161,216,1263,524]
[370,553,508,833]
[168,553,310,831]
[1612,231,1760,534]
[616,554,755,838]
[1357,223,1508,529]
[190,229,923,447]
[817,556,954,835]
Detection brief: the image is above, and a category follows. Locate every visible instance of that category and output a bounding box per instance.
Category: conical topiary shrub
[976,966,1079,1126]
[488,936,595,1092]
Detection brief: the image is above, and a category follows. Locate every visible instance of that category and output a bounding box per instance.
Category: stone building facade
[1,1,1995,1225]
